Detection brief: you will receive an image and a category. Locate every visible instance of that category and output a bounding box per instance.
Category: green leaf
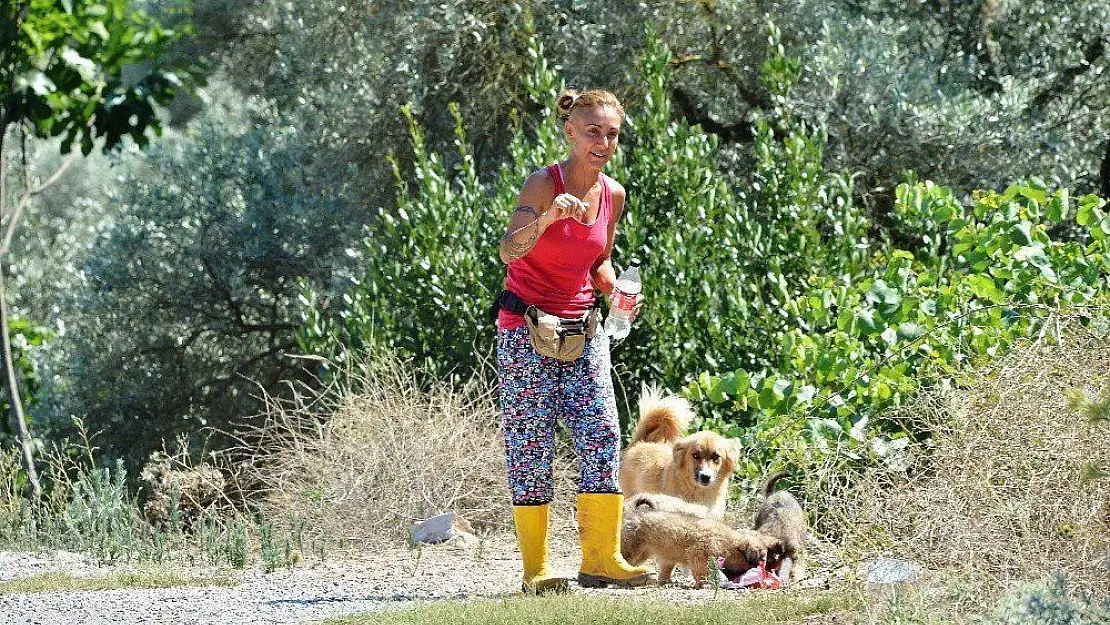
[897,322,926,340]
[876,381,893,401]
[856,309,879,334]
[796,385,816,403]
[685,382,703,403]
[706,383,726,405]
[836,308,854,332]
[967,275,1000,302]
[758,385,778,410]
[1014,246,1049,268]
[1077,196,1100,226]
[772,378,793,398]
[21,22,45,54]
[698,371,713,390]
[1009,221,1034,246]
[720,370,750,396]
[1047,190,1069,222]
[1020,186,1046,205]
[90,21,110,41]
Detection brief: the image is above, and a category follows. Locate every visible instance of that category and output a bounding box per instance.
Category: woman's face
[565,105,622,168]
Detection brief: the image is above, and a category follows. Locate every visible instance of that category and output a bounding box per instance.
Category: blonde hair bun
[555,89,624,121]
[556,90,579,121]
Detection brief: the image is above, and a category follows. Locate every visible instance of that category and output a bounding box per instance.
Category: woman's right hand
[545,193,588,224]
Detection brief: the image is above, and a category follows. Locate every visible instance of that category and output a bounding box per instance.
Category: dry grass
[811,319,1110,602]
[230,354,579,546]
[0,570,237,595]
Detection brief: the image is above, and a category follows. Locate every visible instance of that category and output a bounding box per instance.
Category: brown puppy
[753,471,806,583]
[619,387,741,519]
[621,494,781,586]
[623,492,711,518]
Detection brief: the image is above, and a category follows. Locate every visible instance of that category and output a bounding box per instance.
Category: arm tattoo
[501,205,544,260]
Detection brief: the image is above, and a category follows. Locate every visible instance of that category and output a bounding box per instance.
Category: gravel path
[0,534,843,625]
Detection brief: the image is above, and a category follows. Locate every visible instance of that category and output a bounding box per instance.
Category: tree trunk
[0,131,42,499]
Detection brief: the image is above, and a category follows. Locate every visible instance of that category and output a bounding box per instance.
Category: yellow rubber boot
[576,493,653,588]
[512,505,570,594]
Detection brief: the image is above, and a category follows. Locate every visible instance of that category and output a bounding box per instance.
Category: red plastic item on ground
[731,562,784,590]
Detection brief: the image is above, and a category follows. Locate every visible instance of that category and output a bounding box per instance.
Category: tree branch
[671,87,754,143]
[1030,36,1105,111]
[198,254,297,334]
[190,340,297,399]
[0,153,76,259]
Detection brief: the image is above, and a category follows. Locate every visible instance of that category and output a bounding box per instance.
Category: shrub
[298,25,868,424]
[990,574,1110,625]
[47,92,364,467]
[688,181,1110,475]
[230,353,580,544]
[1,317,52,446]
[814,322,1110,603]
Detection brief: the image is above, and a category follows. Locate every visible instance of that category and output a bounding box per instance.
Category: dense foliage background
[4,0,1110,478]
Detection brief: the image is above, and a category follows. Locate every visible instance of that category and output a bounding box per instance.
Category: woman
[494,89,650,592]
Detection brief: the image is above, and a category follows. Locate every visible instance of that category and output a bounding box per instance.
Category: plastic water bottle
[604,261,641,341]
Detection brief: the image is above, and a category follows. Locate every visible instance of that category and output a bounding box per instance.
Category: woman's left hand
[604,283,644,317]
[630,292,645,320]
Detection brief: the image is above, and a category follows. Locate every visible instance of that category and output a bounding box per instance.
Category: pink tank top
[498,163,613,330]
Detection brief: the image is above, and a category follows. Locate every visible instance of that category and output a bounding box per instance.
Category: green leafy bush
[1,317,52,445]
[990,574,1110,625]
[45,95,364,466]
[299,26,868,406]
[296,64,562,378]
[687,180,1110,473]
[298,22,1110,478]
[616,25,868,394]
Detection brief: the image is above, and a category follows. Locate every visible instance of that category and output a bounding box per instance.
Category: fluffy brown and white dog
[621,493,781,586]
[622,491,711,518]
[619,387,741,519]
[753,471,806,583]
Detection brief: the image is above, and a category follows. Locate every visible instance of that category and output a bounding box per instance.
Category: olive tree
[0,0,199,495]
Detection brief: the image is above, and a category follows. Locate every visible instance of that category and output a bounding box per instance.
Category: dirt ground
[0,528,862,625]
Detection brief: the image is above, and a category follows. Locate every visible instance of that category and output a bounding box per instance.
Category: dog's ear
[727,438,742,461]
[671,440,688,465]
[722,437,742,471]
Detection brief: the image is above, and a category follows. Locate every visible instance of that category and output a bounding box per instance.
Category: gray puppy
[753,471,806,582]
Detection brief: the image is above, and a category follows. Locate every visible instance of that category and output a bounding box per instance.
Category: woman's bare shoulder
[522,167,556,193]
[603,174,626,198]
[518,167,557,206]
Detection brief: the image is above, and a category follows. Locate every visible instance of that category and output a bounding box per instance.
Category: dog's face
[762,536,787,573]
[672,432,740,489]
[720,543,767,579]
[721,534,783,579]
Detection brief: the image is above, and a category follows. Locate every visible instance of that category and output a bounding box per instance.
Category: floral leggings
[497,326,622,505]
